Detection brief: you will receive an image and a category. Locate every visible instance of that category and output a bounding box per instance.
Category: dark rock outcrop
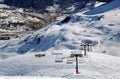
[3,0,89,12]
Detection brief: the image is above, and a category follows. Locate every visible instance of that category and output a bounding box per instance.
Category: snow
[0,13,8,17]
[0,51,120,79]
[94,1,106,8]
[0,4,9,8]
[86,0,120,15]
[16,8,23,12]
[46,6,56,12]
[0,0,120,79]
[27,16,39,22]
[0,76,67,79]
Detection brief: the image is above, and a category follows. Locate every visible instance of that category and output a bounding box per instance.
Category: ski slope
[0,0,120,79]
[0,51,120,79]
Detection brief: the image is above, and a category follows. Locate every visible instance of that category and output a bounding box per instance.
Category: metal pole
[81,44,87,56]
[75,55,79,74]
[91,45,92,52]
[88,44,89,52]
[84,45,86,56]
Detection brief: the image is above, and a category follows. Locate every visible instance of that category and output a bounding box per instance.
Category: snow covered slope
[0,3,9,8]
[0,51,120,79]
[86,0,120,14]
[0,0,120,56]
[0,0,120,78]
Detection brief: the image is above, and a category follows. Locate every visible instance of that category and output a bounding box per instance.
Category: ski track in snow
[87,53,120,79]
[0,52,120,79]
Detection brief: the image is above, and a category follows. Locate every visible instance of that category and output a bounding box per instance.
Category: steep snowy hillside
[86,0,120,14]
[0,0,120,78]
[0,0,120,56]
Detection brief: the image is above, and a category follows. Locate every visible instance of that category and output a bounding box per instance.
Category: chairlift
[70,53,83,58]
[52,50,63,55]
[67,61,73,64]
[77,57,84,63]
[66,58,74,64]
[78,60,83,63]
[55,58,63,63]
[52,52,63,55]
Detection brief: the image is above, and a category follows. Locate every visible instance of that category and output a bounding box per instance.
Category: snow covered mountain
[1,0,112,13]
[0,0,120,78]
[0,3,63,34]
[0,0,119,56]
[1,0,89,13]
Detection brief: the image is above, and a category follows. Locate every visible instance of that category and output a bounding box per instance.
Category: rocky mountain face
[97,0,112,2]
[2,0,89,12]
[0,0,113,33]
[1,0,113,13]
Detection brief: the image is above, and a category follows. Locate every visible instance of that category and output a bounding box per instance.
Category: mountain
[1,0,113,13]
[0,0,119,56]
[0,3,64,35]
[1,0,89,13]
[0,0,120,78]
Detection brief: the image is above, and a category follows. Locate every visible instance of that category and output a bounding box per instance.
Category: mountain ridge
[1,0,112,13]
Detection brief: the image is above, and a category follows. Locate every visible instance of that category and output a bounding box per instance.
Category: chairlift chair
[67,61,73,64]
[55,58,63,63]
[78,59,84,63]
[52,50,63,55]
[66,58,74,64]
